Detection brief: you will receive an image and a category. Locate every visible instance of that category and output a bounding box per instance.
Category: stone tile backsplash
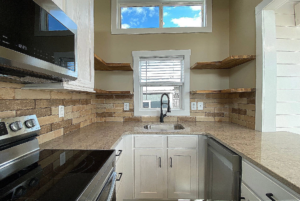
[0,81,256,145]
[95,92,256,130]
[0,82,97,144]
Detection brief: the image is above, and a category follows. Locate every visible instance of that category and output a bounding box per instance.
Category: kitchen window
[133,50,191,116]
[111,0,212,34]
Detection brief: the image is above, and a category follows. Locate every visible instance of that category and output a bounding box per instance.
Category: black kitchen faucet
[160,93,171,123]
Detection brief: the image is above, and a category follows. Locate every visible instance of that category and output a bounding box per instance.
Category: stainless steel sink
[144,124,185,131]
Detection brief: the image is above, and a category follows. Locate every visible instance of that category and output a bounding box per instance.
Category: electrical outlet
[59,105,64,117]
[198,102,204,110]
[60,152,66,166]
[124,103,129,111]
[191,102,197,110]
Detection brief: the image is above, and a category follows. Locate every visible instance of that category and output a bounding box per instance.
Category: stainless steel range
[0,115,116,201]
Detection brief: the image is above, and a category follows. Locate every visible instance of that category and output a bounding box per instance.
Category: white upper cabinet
[24,0,95,92]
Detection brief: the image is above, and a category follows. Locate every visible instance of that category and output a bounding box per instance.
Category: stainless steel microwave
[0,0,77,84]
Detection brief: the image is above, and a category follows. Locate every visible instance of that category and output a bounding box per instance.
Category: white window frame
[133,50,191,116]
[111,0,212,34]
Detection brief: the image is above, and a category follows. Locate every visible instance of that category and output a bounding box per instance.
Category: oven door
[96,171,117,201]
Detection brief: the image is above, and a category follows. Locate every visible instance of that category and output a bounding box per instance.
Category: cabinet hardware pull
[266,193,276,201]
[116,173,123,181]
[158,157,161,168]
[240,197,245,200]
[170,157,172,168]
[116,150,122,156]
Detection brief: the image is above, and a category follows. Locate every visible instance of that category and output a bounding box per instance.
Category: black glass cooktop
[0,149,114,201]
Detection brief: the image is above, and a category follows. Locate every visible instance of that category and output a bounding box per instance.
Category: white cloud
[148,7,157,17]
[134,7,145,14]
[130,18,140,26]
[171,16,202,27]
[121,7,129,14]
[190,6,201,11]
[121,24,130,29]
[163,12,168,16]
[121,7,146,15]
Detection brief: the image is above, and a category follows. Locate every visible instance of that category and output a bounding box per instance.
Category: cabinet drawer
[134,136,163,148]
[242,160,300,200]
[114,139,124,162]
[241,182,261,201]
[116,174,125,200]
[168,136,198,148]
[116,155,124,192]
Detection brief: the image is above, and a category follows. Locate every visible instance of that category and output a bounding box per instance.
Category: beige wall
[228,0,262,88]
[94,0,230,91]
[95,71,133,91]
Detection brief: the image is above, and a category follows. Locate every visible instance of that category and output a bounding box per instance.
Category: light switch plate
[59,105,64,117]
[198,102,204,110]
[60,152,66,166]
[124,103,129,111]
[191,102,197,110]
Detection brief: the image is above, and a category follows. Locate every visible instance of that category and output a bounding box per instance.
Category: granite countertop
[40,122,300,195]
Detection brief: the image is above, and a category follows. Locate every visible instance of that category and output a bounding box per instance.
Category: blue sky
[121,5,202,29]
[48,14,68,31]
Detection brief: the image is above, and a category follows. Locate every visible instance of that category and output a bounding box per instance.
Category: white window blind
[139,57,184,85]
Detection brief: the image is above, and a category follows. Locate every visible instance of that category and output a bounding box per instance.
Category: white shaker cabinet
[134,149,165,199]
[242,160,300,201]
[132,135,199,200]
[241,183,261,201]
[111,138,126,201]
[24,0,95,92]
[167,149,198,199]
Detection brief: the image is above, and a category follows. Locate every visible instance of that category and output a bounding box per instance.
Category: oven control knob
[10,121,23,132]
[28,178,38,187]
[25,119,36,128]
[14,186,26,198]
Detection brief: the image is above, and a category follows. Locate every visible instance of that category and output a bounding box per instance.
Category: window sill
[111,26,212,35]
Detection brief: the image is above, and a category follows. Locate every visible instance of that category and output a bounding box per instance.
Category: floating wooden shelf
[94,54,133,71]
[191,88,256,94]
[95,89,132,94]
[191,55,256,70]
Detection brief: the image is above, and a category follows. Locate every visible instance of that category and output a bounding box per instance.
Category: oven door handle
[106,172,117,201]
[95,171,117,201]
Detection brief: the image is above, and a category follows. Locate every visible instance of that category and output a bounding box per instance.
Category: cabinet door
[134,149,165,199]
[64,0,94,91]
[241,183,261,201]
[167,149,197,199]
